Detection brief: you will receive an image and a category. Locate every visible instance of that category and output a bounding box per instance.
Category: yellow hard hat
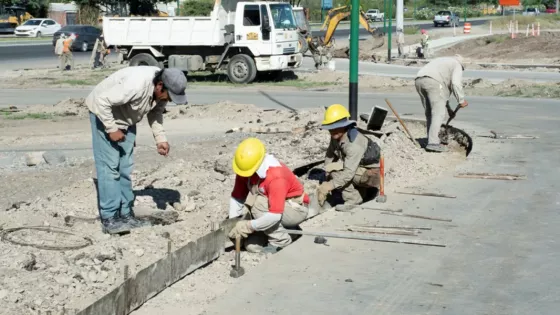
[232,138,266,177]
[322,104,350,126]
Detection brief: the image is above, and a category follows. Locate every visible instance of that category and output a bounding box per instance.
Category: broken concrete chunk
[25,152,45,166]
[42,151,66,165]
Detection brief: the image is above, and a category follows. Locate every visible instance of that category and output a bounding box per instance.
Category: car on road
[522,7,540,16]
[365,9,384,22]
[52,25,102,52]
[433,10,460,27]
[14,18,61,37]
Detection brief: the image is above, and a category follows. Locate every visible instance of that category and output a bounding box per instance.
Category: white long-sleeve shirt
[85,66,167,143]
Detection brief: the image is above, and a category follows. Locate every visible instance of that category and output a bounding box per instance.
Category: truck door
[235,3,272,55]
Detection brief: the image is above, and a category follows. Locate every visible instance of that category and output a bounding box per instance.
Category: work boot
[101,216,131,235]
[425,144,449,153]
[120,212,152,229]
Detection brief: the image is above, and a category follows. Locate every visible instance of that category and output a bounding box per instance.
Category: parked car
[545,8,556,13]
[52,25,102,52]
[365,9,384,22]
[522,7,540,16]
[14,18,61,37]
[433,10,459,27]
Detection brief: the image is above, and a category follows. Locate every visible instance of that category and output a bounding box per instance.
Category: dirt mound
[0,101,467,314]
[333,34,388,62]
[437,32,560,62]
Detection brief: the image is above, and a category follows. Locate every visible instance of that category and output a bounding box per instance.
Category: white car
[14,18,61,37]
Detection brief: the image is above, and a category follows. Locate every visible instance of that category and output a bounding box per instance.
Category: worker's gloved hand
[316,181,334,206]
[228,220,253,239]
[459,100,469,108]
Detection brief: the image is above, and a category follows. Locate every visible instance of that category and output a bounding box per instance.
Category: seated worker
[227,137,310,254]
[317,104,382,207]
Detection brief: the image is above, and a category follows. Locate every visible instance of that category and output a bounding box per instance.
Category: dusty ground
[0,64,558,99]
[437,31,560,64]
[0,97,469,315]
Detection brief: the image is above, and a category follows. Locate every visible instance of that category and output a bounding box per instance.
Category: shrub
[180,0,214,17]
[404,25,419,34]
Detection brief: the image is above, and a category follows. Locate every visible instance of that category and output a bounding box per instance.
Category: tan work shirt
[416,56,466,104]
[85,66,167,143]
[325,129,376,189]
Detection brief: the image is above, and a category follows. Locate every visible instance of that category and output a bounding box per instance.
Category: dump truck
[103,0,303,84]
[0,6,33,34]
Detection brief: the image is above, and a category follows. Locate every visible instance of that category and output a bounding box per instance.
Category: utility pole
[387,0,393,61]
[463,0,467,23]
[383,0,387,33]
[396,0,403,32]
[349,0,359,120]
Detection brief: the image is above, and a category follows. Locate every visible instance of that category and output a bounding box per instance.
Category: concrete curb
[76,224,225,315]
[0,41,51,47]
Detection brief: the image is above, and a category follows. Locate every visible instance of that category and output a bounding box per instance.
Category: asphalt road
[0,19,491,71]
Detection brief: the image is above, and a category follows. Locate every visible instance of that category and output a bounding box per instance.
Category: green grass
[404,25,419,35]
[489,14,560,29]
[496,84,560,99]
[1,112,54,120]
[57,79,96,86]
[0,37,51,42]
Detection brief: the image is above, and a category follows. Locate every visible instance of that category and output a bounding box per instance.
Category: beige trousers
[415,77,447,145]
[244,194,308,249]
[340,166,380,205]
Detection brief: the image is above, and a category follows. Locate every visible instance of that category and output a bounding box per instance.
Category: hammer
[229,236,245,278]
[376,154,387,203]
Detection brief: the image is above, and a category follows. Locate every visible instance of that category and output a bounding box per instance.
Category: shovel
[446,103,462,126]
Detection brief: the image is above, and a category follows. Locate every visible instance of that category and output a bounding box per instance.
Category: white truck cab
[103,0,303,84]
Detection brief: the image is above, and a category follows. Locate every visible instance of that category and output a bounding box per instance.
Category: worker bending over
[228,138,310,254]
[87,67,188,234]
[415,55,468,152]
[317,104,382,207]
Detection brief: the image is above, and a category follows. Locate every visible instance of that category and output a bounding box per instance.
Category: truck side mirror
[262,14,271,32]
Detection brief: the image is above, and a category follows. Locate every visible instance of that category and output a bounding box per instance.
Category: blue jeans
[90,112,136,219]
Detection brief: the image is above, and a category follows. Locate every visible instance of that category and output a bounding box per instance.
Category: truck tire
[227,54,257,84]
[129,53,162,68]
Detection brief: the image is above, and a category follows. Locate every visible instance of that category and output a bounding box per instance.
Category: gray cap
[162,68,188,105]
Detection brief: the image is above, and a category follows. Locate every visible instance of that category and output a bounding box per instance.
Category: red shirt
[231,163,308,214]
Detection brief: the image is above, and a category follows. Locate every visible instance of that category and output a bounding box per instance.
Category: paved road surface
[0,19,491,71]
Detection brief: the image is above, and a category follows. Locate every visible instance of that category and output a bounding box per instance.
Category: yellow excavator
[293,2,376,68]
[0,6,33,34]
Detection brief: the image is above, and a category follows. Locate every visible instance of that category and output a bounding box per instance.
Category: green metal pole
[387,0,393,61]
[349,0,360,120]
[383,0,387,33]
[176,0,180,16]
[463,0,467,23]
[413,0,416,20]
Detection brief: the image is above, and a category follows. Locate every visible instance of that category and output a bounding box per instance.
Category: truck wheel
[227,54,257,84]
[129,53,162,68]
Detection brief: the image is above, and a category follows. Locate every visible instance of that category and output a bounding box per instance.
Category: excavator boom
[307,4,377,69]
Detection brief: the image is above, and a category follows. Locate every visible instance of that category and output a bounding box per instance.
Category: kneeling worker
[227,138,310,254]
[317,104,382,207]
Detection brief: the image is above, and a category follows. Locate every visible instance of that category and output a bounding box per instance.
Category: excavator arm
[319,5,376,47]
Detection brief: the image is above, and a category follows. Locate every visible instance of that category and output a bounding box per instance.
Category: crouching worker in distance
[227,138,313,254]
[317,104,382,207]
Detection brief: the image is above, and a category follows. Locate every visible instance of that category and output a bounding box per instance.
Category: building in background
[49,3,77,27]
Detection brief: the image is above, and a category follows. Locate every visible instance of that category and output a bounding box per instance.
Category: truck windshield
[269,4,297,30]
[293,9,308,31]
